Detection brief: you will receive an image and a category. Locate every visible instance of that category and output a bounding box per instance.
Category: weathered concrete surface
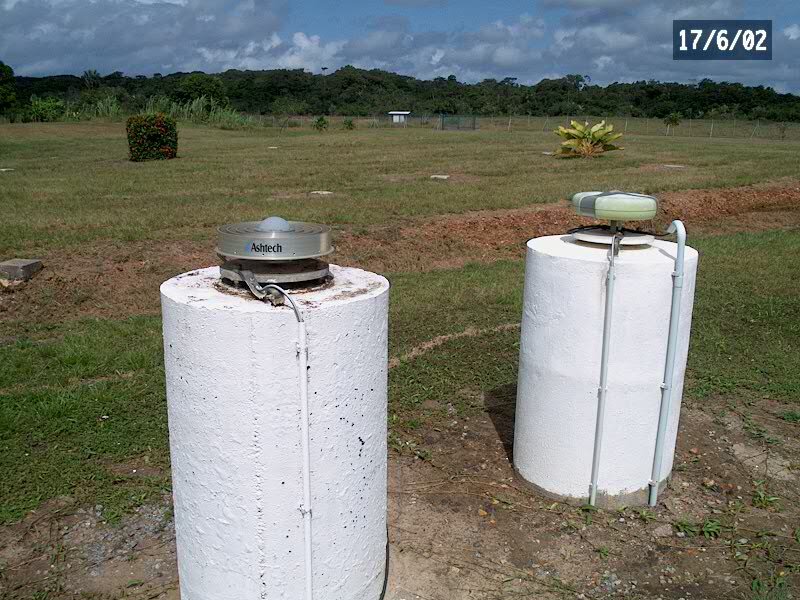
[0,258,43,281]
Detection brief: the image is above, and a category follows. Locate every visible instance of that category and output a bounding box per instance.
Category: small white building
[388,110,411,124]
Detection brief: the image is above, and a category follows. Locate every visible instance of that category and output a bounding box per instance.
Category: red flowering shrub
[126,113,178,162]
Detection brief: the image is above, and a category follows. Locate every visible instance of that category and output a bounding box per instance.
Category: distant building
[388,110,411,124]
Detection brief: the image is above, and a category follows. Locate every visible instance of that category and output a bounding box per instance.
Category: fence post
[710,119,714,138]
[543,116,549,132]
[733,118,737,137]
[750,120,759,139]
[645,118,649,135]
[507,115,512,132]
[624,119,628,134]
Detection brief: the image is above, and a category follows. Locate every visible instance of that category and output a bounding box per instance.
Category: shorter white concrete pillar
[514,235,698,506]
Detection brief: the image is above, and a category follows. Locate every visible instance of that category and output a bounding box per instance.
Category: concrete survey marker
[161,264,390,600]
[430,174,450,180]
[310,190,333,195]
[0,168,15,172]
[0,258,43,281]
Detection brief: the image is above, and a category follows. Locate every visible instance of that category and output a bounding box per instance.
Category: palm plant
[555,120,623,158]
[82,69,101,90]
[663,112,682,136]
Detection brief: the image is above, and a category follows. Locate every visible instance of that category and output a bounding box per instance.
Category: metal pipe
[258,285,314,600]
[648,220,686,507]
[588,232,621,506]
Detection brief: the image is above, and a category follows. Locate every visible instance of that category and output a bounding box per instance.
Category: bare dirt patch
[1,181,798,328]
[338,180,800,273]
[659,179,800,223]
[0,496,178,600]
[2,391,799,599]
[0,240,216,328]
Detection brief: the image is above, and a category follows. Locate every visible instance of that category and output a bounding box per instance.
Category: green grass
[688,231,800,401]
[1,122,798,526]
[388,260,524,356]
[3,230,797,523]
[1,121,799,255]
[0,317,169,523]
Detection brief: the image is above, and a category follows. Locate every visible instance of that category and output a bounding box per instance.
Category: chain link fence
[262,113,797,140]
[468,115,798,140]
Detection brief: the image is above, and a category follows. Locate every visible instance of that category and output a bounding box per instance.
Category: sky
[1,0,799,91]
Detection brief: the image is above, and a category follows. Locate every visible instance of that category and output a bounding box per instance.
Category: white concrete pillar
[160,265,390,599]
[514,235,698,506]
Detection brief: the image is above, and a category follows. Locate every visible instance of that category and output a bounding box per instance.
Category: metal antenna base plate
[220,258,330,287]
[573,228,655,246]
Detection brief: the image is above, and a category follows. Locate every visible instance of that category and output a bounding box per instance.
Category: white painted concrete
[161,265,390,600]
[514,235,698,503]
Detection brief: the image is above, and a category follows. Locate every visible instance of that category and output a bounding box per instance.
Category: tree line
[2,61,799,122]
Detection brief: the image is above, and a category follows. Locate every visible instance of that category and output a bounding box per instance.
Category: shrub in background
[126,113,178,162]
[342,117,355,130]
[313,116,328,132]
[27,96,65,122]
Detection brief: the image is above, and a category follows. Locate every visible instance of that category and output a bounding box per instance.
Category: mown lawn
[2,229,798,524]
[1,122,799,255]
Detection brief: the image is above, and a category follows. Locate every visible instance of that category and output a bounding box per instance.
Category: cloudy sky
[1,0,798,91]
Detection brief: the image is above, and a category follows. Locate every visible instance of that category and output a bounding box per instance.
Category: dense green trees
[0,61,17,114]
[5,64,800,122]
[172,73,227,104]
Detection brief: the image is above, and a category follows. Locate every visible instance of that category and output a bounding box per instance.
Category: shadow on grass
[484,382,517,464]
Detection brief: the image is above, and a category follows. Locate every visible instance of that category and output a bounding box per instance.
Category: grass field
[1,121,799,599]
[2,122,799,255]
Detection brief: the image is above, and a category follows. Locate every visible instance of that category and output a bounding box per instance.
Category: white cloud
[478,14,544,42]
[1,0,287,75]
[0,0,797,92]
[552,25,640,56]
[542,0,638,7]
[593,55,613,71]
[274,32,345,71]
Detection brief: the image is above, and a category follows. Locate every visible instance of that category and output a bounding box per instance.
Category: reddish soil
[2,177,799,596]
[0,241,216,329]
[338,179,800,272]
[2,180,798,330]
[2,391,798,599]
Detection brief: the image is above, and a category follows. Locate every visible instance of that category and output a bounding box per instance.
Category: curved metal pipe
[648,220,686,507]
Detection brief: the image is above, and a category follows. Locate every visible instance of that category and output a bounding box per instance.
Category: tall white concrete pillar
[161,265,390,599]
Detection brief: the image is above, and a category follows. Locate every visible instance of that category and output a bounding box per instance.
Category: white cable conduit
[648,220,686,507]
[588,226,622,506]
[252,283,314,600]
